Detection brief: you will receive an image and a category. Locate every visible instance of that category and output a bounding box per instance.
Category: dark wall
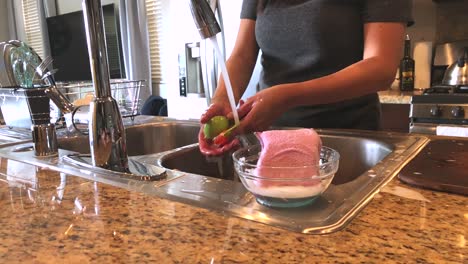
[435,0,468,43]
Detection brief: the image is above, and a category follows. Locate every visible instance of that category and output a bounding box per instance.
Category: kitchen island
[0,145,466,263]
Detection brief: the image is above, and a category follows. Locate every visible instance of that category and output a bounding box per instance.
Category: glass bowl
[232,145,340,208]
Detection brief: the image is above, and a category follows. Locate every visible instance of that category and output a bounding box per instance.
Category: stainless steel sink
[0,117,429,234]
[150,130,427,234]
[159,135,393,185]
[58,120,200,156]
[0,126,32,147]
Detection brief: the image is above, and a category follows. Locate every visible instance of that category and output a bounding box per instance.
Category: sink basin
[146,129,428,234]
[160,135,393,185]
[58,120,200,156]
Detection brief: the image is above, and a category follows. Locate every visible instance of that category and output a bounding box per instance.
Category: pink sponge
[254,129,322,187]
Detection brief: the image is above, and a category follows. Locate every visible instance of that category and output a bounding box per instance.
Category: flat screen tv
[46,4,125,81]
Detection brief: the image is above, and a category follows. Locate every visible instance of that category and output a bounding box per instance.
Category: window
[21,0,44,58]
[145,0,164,84]
[19,0,164,84]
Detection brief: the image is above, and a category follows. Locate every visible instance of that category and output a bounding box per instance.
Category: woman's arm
[200,19,259,123]
[236,22,406,132]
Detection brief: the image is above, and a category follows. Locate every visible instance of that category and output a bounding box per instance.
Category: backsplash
[435,0,468,43]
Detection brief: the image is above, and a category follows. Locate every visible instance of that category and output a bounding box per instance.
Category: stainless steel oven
[410,40,468,135]
[410,85,468,134]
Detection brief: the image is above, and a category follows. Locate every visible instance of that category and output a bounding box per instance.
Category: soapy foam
[247,183,324,199]
[239,170,334,199]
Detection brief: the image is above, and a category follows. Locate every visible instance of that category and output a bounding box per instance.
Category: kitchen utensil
[398,139,468,196]
[34,56,53,79]
[442,47,468,85]
[41,69,58,82]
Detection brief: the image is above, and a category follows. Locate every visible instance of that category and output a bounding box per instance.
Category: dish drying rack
[0,87,51,129]
[56,79,145,118]
[0,79,145,129]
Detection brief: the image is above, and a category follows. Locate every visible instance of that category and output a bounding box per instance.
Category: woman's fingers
[199,138,240,156]
[219,137,240,153]
[198,127,241,156]
[237,113,254,134]
[236,99,253,119]
[200,103,224,124]
[198,128,212,151]
[236,98,271,133]
[225,99,246,120]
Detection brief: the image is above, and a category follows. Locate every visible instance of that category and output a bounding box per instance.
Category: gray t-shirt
[240,0,413,130]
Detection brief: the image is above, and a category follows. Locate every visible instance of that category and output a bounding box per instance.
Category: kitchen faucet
[44,1,218,171]
[42,0,224,174]
[188,0,226,105]
[81,0,128,172]
[60,0,220,173]
[31,0,166,180]
[189,0,221,39]
[44,0,129,172]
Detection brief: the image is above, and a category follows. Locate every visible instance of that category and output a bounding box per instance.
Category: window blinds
[22,0,44,58]
[145,0,164,83]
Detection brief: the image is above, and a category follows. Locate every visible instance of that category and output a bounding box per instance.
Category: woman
[199,0,413,156]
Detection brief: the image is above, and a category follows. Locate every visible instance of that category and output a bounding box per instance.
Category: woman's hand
[198,99,240,156]
[234,85,289,134]
[198,128,240,156]
[200,100,231,124]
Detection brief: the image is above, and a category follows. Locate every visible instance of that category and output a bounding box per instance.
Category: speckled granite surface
[378,90,423,104]
[0,158,466,263]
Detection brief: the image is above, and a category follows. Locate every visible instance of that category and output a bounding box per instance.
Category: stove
[410,85,468,134]
[409,39,468,135]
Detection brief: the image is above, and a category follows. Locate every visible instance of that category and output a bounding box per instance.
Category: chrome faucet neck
[82,0,112,98]
[188,0,226,106]
[82,0,129,172]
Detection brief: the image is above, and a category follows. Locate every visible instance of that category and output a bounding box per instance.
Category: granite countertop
[378,89,424,104]
[0,155,466,263]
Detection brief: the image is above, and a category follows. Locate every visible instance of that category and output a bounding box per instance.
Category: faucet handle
[45,84,75,114]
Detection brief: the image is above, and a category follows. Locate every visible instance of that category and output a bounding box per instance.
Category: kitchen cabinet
[381,103,411,132]
[378,90,413,133]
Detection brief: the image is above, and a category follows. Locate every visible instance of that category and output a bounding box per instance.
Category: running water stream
[209,36,240,126]
[205,36,241,178]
